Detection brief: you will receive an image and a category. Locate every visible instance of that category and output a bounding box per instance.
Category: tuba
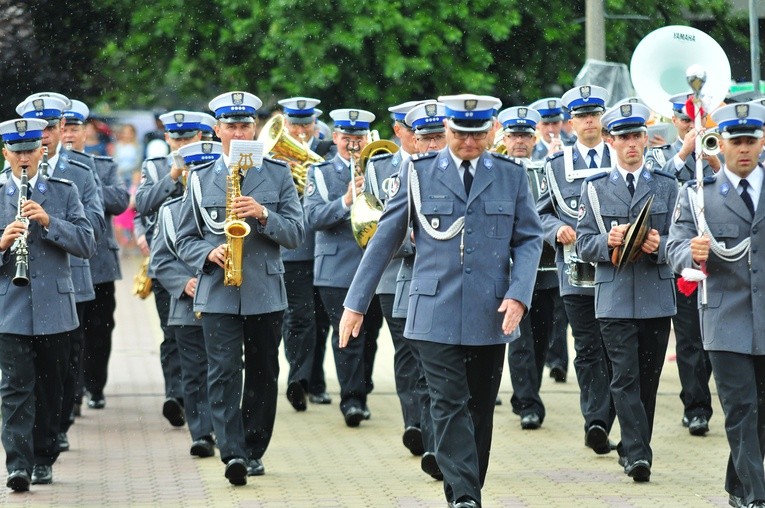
[258,114,323,196]
[132,256,152,298]
[223,153,254,287]
[350,140,399,249]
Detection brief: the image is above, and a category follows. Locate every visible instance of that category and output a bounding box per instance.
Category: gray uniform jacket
[537,144,613,296]
[658,139,716,183]
[344,148,543,345]
[90,155,129,284]
[0,176,96,335]
[365,151,415,295]
[175,157,304,316]
[152,195,198,327]
[49,154,105,303]
[576,167,678,319]
[304,155,364,289]
[667,170,765,354]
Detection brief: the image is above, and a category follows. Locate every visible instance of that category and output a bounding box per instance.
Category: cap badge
[620,104,632,117]
[174,113,185,124]
[518,107,528,118]
[349,110,359,126]
[202,143,212,154]
[425,103,437,117]
[297,99,307,110]
[464,99,478,111]
[232,92,244,105]
[547,100,557,109]
[15,120,27,136]
[735,104,749,119]
[580,86,591,100]
[33,99,44,112]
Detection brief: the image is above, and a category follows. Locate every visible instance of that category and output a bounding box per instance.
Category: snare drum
[538,243,557,272]
[566,258,596,288]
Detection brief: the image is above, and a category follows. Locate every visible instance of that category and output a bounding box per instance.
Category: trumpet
[701,130,721,156]
[11,166,30,287]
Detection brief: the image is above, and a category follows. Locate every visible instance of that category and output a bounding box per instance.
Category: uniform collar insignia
[484,156,493,169]
[335,160,344,172]
[610,171,619,181]
[720,182,730,195]
[37,181,47,193]
[7,185,15,196]
[438,157,448,170]
[392,152,400,166]
[642,170,651,180]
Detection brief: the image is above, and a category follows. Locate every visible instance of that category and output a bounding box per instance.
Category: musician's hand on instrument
[608,223,630,248]
[556,225,576,245]
[549,136,562,154]
[339,308,364,348]
[137,234,150,257]
[207,244,227,268]
[702,152,722,172]
[343,176,365,207]
[498,298,524,336]
[650,133,666,147]
[678,128,698,160]
[22,200,49,228]
[230,195,259,219]
[690,235,711,263]
[0,221,27,251]
[170,164,184,182]
[184,278,197,298]
[641,229,660,254]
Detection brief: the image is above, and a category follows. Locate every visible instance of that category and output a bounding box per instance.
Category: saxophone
[223,153,254,287]
[11,166,30,287]
[132,256,153,299]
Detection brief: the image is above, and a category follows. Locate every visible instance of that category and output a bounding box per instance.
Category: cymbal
[616,195,654,268]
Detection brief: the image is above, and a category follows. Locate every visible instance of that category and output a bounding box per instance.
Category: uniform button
[754,287,759,293]
[466,228,472,234]
[29,256,34,261]
[31,274,36,279]
[467,247,473,254]
[54,235,60,241]
[754,228,758,234]
[465,268,472,274]
[467,208,472,214]
[498,207,503,212]
[754,269,759,274]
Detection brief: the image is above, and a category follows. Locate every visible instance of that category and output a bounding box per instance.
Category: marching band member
[59,100,129,450]
[339,94,543,508]
[576,102,678,482]
[304,107,377,427]
[275,97,332,410]
[0,118,96,490]
[151,141,222,459]
[198,113,218,142]
[537,85,617,455]
[530,97,568,161]
[175,91,304,485]
[135,110,203,427]
[668,102,765,508]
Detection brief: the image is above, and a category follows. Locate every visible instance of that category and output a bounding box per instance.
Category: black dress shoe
[287,381,307,412]
[449,497,481,508]
[625,459,651,482]
[494,397,502,406]
[343,406,365,427]
[190,436,215,458]
[362,405,371,420]
[224,458,247,486]
[88,393,105,409]
[688,416,709,436]
[57,432,70,452]
[585,424,610,454]
[617,455,628,468]
[247,458,265,476]
[31,465,52,485]
[729,493,745,508]
[309,392,332,404]
[549,365,566,383]
[420,452,443,480]
[6,470,30,492]
[162,398,185,427]
[402,426,424,456]
[520,413,541,430]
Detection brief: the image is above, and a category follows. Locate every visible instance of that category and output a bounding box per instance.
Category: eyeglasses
[452,131,489,140]
[416,134,446,144]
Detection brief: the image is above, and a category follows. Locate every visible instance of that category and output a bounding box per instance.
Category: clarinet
[40,146,49,179]
[11,166,30,287]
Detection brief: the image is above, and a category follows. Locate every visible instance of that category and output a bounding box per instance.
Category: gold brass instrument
[701,130,721,156]
[11,166,30,287]
[132,256,152,298]
[223,153,254,287]
[258,114,323,196]
[491,129,507,154]
[350,140,399,249]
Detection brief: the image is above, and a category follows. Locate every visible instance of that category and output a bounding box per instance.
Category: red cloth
[677,276,698,297]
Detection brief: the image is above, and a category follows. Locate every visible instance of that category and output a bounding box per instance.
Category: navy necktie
[587,149,598,169]
[626,173,635,197]
[461,160,473,195]
[740,179,755,217]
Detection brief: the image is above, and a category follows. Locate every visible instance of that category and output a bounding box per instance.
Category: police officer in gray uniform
[530,97,570,162]
[135,110,204,427]
[655,92,718,436]
[152,141,222,459]
[175,91,304,486]
[365,100,422,453]
[576,102,678,483]
[536,85,616,454]
[274,97,333,410]
[340,94,543,508]
[59,99,129,450]
[304,107,378,427]
[0,118,96,491]
[668,102,765,508]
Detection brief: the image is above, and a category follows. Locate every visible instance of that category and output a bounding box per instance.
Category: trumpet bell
[351,192,384,249]
[630,25,730,119]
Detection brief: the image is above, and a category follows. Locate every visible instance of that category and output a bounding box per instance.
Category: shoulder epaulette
[314,160,333,168]
[68,159,92,171]
[94,154,114,162]
[703,175,717,184]
[652,170,677,180]
[69,148,92,158]
[48,176,74,186]
[370,151,394,161]
[546,151,564,163]
[411,151,437,161]
[584,172,609,183]
[263,156,289,169]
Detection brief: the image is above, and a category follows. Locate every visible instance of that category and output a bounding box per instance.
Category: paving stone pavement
[0,254,734,507]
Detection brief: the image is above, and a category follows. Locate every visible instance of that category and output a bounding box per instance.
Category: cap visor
[447,118,492,132]
[4,140,42,152]
[722,129,764,139]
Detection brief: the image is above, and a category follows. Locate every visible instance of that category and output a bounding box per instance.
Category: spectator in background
[85,119,111,156]
[114,124,141,188]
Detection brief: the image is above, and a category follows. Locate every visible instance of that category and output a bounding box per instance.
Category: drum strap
[586,182,608,235]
